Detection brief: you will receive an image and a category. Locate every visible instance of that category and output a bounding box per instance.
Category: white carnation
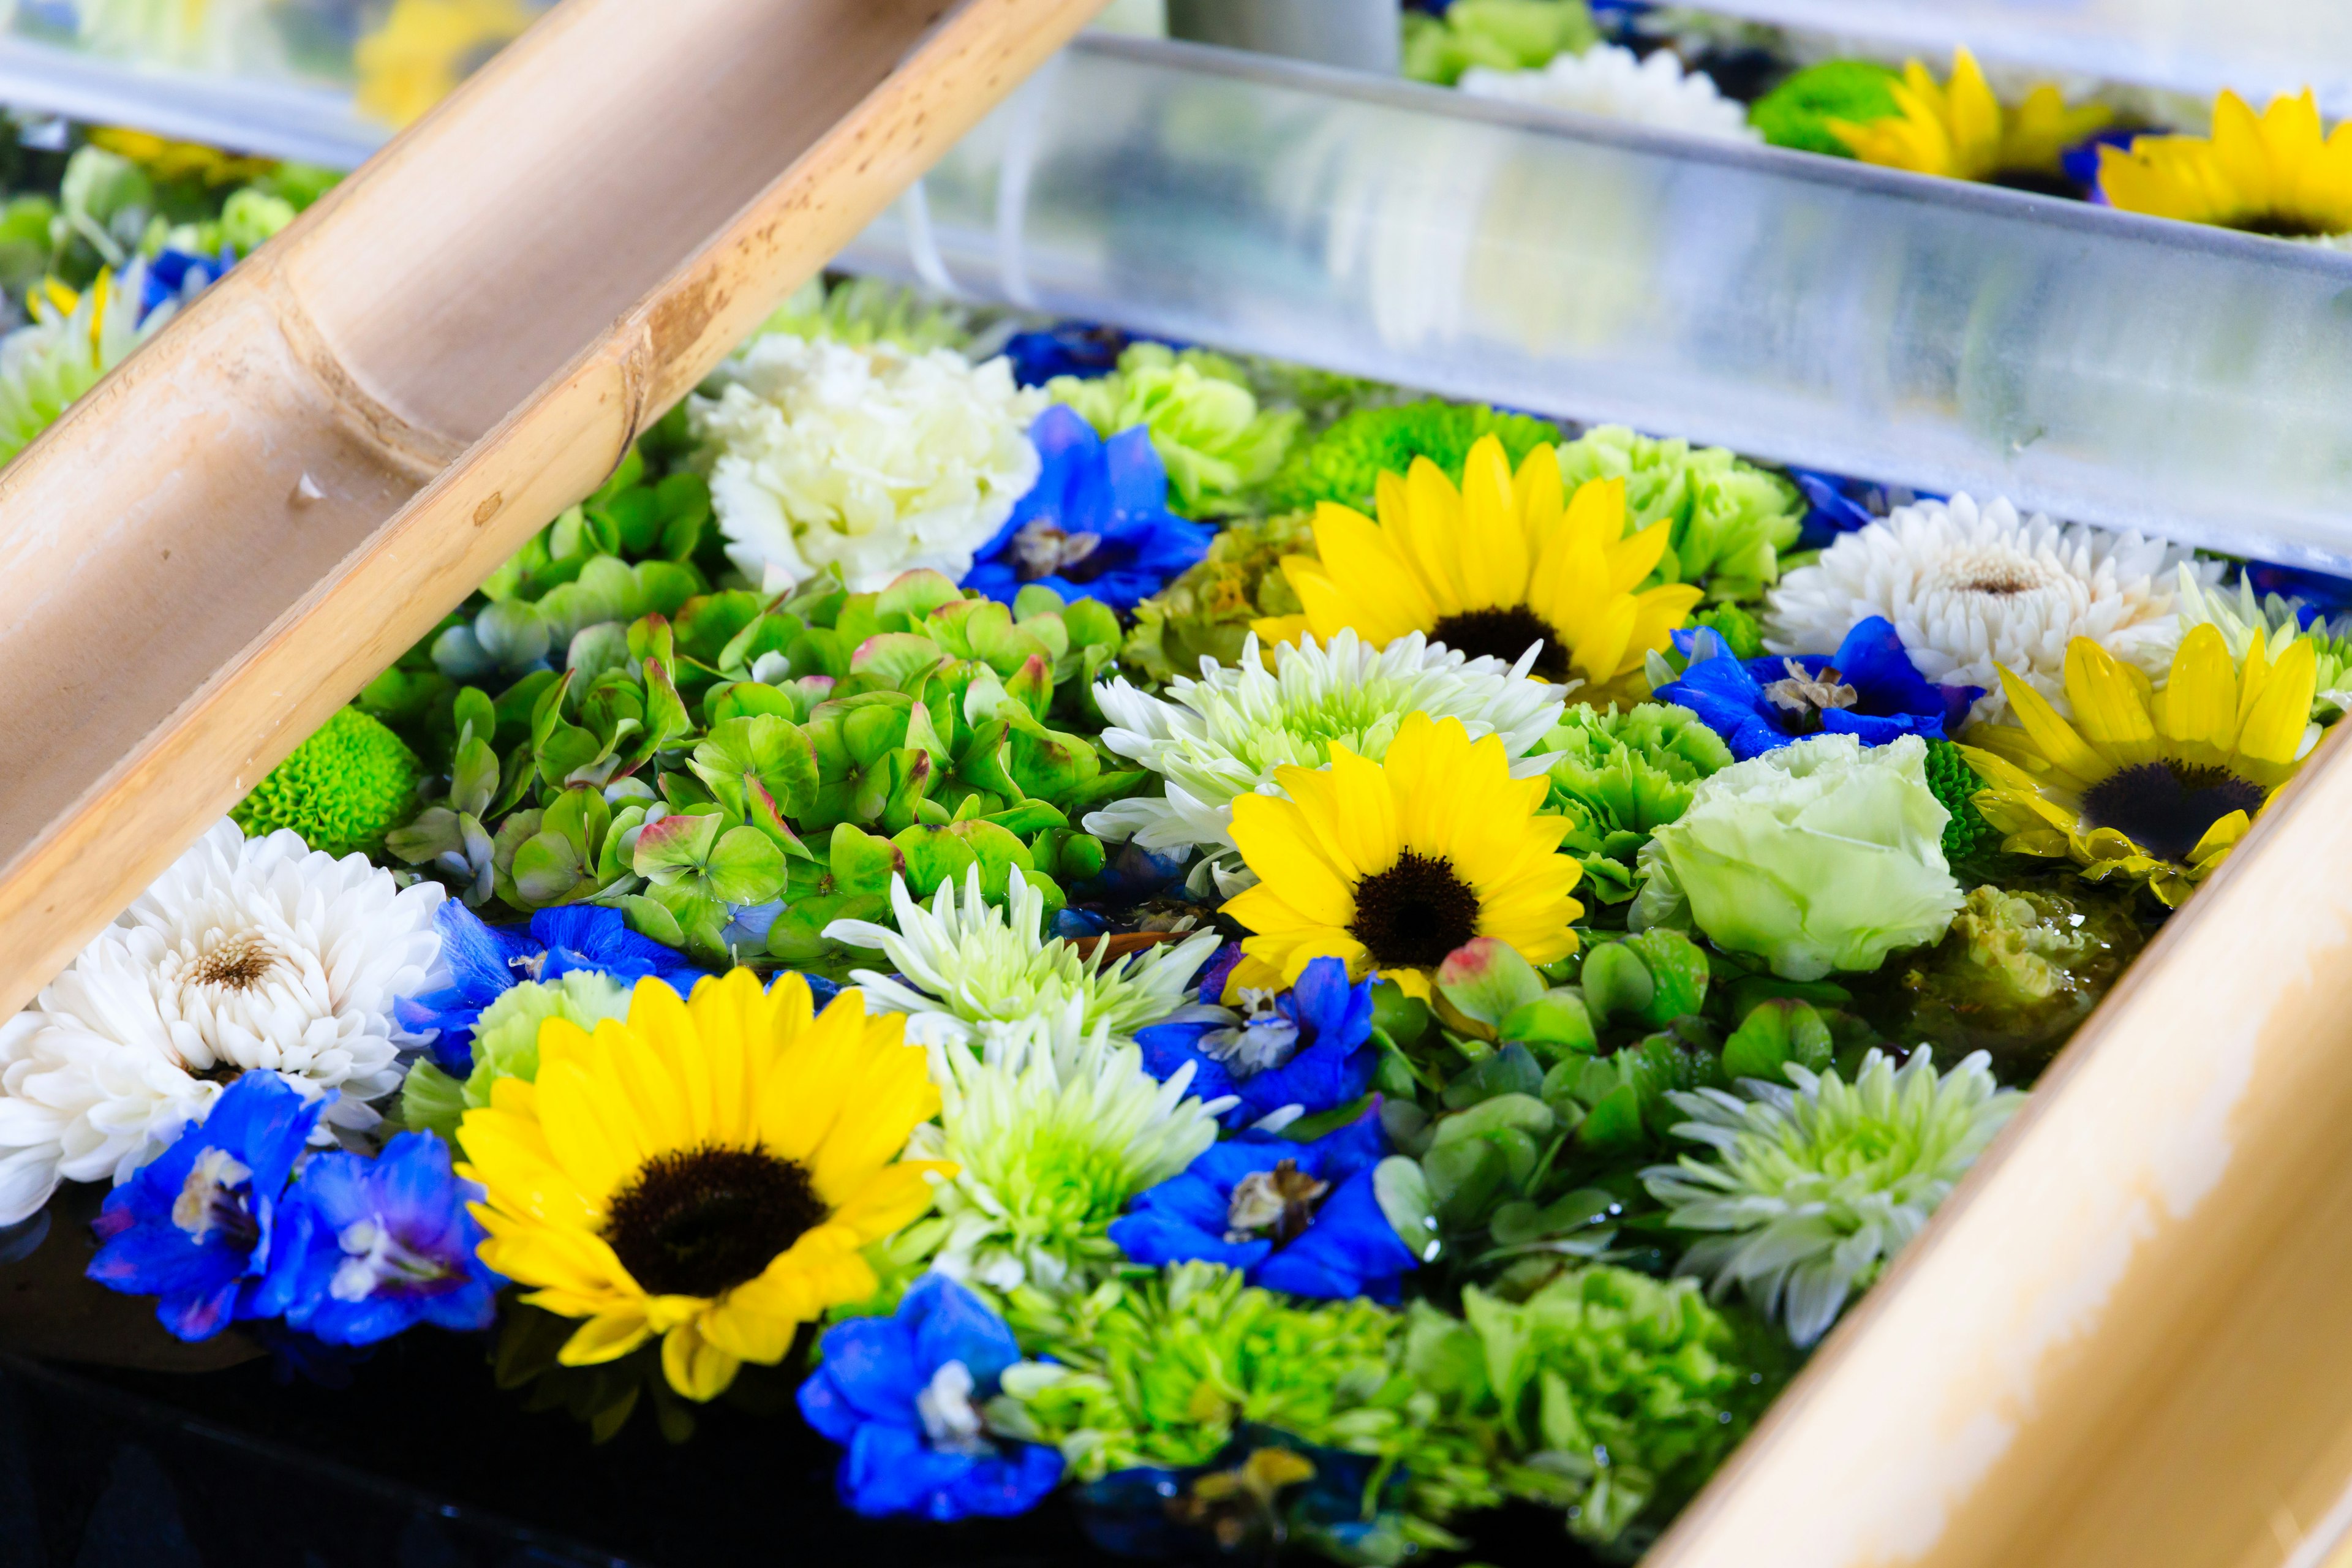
[691,333,1048,593]
[1763,494,2215,723]
[0,821,445,1223]
[1459,44,1762,145]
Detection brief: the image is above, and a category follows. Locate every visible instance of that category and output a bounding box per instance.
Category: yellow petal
[660,1320,742,1401]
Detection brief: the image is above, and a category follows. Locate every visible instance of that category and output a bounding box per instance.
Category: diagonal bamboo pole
[0,0,1104,1019]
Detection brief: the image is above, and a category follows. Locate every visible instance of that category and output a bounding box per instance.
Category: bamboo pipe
[0,0,1106,1020]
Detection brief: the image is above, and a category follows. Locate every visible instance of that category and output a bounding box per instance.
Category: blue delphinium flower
[1000,321,1133,386]
[798,1271,1065,1521]
[1655,617,1981,762]
[142,246,233,318]
[86,1072,325,1341]
[1136,956,1376,1131]
[1107,1106,1417,1303]
[1789,469,1939,551]
[396,902,704,1075]
[252,1131,500,1346]
[965,405,1213,612]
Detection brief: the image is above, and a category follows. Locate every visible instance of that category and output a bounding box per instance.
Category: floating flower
[459,970,949,1401]
[1088,628,1566,881]
[1632,733,1964,981]
[1135,957,1378,1130]
[1460,44,1762,145]
[799,1270,1066,1521]
[1655,617,1980,761]
[964,406,1212,612]
[230,706,421,859]
[1223,712,1584,1000]
[1763,493,2209,723]
[0,821,442,1224]
[1264,399,1558,515]
[907,1000,1229,1294]
[2099,89,2352,243]
[1959,625,2316,907]
[394,902,703,1077]
[692,333,1047,592]
[1109,1106,1417,1303]
[258,1130,500,1346]
[1257,434,1703,693]
[826,867,1218,1048]
[2174,565,2352,718]
[86,1071,324,1341]
[1643,1047,2024,1346]
[1554,425,1804,602]
[1046,344,1298,518]
[1829,48,2111,188]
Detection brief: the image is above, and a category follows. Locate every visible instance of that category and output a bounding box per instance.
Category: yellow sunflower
[1958,625,2317,907]
[1831,48,2111,186]
[355,0,538,128]
[2097,89,2352,239]
[1223,710,1583,1000]
[1251,433,1702,698]
[459,968,950,1401]
[85,126,274,188]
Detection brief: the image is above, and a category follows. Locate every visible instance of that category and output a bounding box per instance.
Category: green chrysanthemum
[1747,60,1905,157]
[758,273,973,353]
[1049,344,1301,518]
[1923,738,1998,862]
[231,706,423,858]
[0,268,159,465]
[1556,426,1803,600]
[1265,399,1560,514]
[1542,702,1732,902]
[2173,564,2352,720]
[1120,510,1315,685]
[398,971,632,1145]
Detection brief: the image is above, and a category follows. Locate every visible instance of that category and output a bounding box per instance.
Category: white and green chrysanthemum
[824,865,1218,1047]
[905,998,1232,1294]
[1642,1047,2024,1347]
[2173,564,2352,722]
[0,266,172,466]
[1087,628,1568,886]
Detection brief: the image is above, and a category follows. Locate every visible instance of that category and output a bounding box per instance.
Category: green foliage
[232,706,421,858]
[1923,738,1998,862]
[1541,703,1733,902]
[1265,399,1560,515]
[1556,426,1804,601]
[1401,0,1598,86]
[1749,59,1904,157]
[1049,344,1302,516]
[1121,510,1314,684]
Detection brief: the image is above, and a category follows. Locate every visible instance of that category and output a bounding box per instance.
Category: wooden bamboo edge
[0,0,1107,1021]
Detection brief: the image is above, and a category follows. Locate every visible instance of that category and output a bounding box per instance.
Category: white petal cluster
[0,821,445,1223]
[690,333,1047,593]
[1763,494,2214,722]
[1459,44,1762,145]
[1087,630,1567,882]
[826,866,1218,1047]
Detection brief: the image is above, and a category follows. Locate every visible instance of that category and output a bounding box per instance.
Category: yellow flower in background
[1960,625,2317,907]
[2098,89,2352,239]
[1831,48,2111,184]
[459,969,950,1401]
[355,0,538,129]
[1223,711,1583,1000]
[1254,433,1702,695]
[86,126,273,187]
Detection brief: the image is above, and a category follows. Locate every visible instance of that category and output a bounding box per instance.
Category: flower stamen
[1224,1159,1331,1245]
[602,1143,828,1299]
[1349,851,1482,970]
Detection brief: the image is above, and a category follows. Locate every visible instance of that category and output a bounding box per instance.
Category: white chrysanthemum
[0,821,445,1224]
[906,998,1231,1294]
[826,866,1218,1047]
[1087,630,1568,882]
[690,333,1047,592]
[1763,494,2215,723]
[1642,1047,2024,1347]
[1458,44,1762,144]
[0,265,173,466]
[2174,564,2352,723]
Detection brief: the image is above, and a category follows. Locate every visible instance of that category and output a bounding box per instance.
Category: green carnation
[1542,703,1732,902]
[1555,426,1803,600]
[1922,739,1997,862]
[399,971,633,1146]
[231,706,422,858]
[1691,602,1763,660]
[1121,511,1314,684]
[758,274,971,353]
[1748,60,1904,157]
[1632,733,1964,981]
[1266,399,1559,514]
[1402,0,1598,86]
[1048,344,1301,516]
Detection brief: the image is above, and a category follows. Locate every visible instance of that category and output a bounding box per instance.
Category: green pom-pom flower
[398,971,633,1145]
[1542,703,1732,902]
[1555,425,1803,600]
[231,706,423,858]
[1048,344,1300,517]
[1923,738,1997,862]
[1266,398,1559,514]
[1643,1047,2026,1346]
[1402,0,1598,86]
[1748,60,1904,158]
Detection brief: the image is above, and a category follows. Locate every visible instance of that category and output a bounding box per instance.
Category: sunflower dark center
[1990,168,2078,199]
[2234,211,2334,239]
[2077,761,2265,864]
[1428,606,1566,679]
[603,1143,827,1299]
[1350,850,1482,970]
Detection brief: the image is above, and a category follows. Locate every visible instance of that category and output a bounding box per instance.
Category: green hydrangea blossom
[1047,344,1301,517]
[1265,399,1560,514]
[1923,739,1997,862]
[1556,426,1803,601]
[1748,60,1904,157]
[399,971,633,1146]
[1402,0,1598,86]
[1120,510,1314,684]
[758,273,973,353]
[231,706,422,858]
[1542,703,1732,902]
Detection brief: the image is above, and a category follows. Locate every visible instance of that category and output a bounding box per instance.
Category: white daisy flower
[1458,44,1762,145]
[1763,493,2216,723]
[0,821,445,1224]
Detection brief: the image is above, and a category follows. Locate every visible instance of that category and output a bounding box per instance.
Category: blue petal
[1831,616,1946,722]
[809,1316,926,1425]
[1291,1105,1388,1185]
[1135,1022,1241,1109]
[948,1444,1065,1519]
[1106,1208,1270,1273]
[1248,1168,1417,1303]
[1821,709,1932,745]
[902,1271,1023,1389]
[1291,957,1373,1051]
[432,902,532,1008]
[1103,425,1172,518]
[1119,1167,1238,1234]
[841,1423,978,1518]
